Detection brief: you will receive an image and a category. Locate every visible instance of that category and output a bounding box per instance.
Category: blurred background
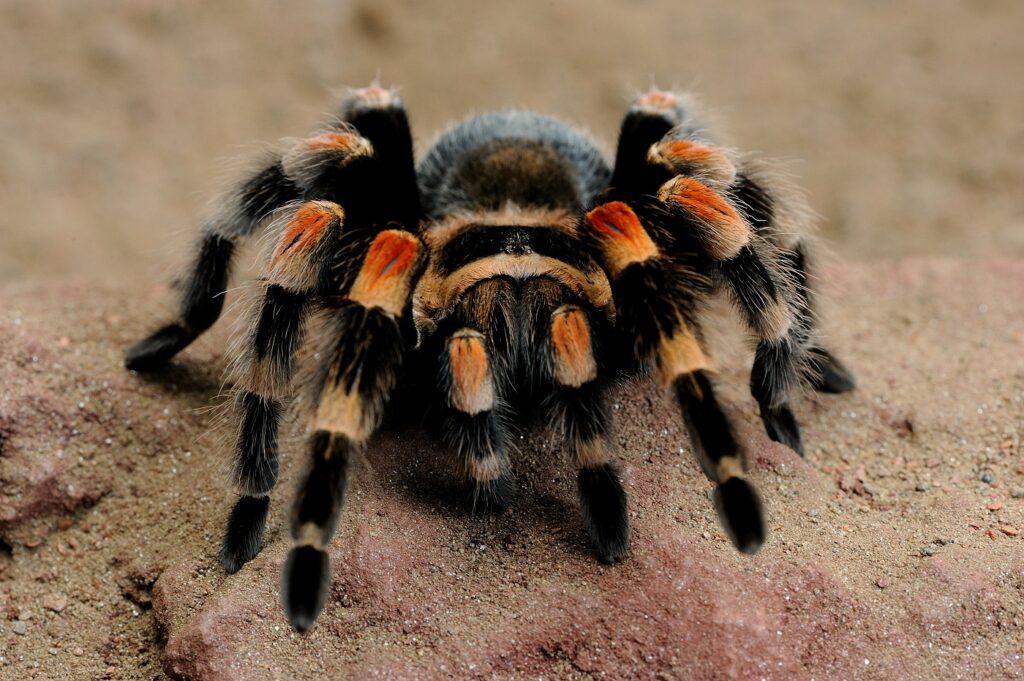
[1,0,1022,283]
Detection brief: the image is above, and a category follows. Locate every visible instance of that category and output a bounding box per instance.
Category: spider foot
[470,474,514,515]
[805,347,856,394]
[125,323,196,371]
[632,88,690,124]
[760,402,805,457]
[578,464,629,563]
[221,495,271,574]
[713,477,766,554]
[281,545,331,633]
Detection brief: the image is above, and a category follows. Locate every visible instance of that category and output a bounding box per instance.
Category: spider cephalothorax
[125,85,854,632]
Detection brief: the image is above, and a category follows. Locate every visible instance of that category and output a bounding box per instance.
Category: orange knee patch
[585,202,659,277]
[648,139,737,186]
[270,201,344,289]
[448,330,494,415]
[282,131,373,189]
[348,230,423,316]
[550,306,597,388]
[658,177,750,260]
[304,131,372,154]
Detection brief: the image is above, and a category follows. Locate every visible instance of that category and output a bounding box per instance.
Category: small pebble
[42,594,67,613]
[987,503,1003,512]
[876,577,889,589]
[919,546,935,557]
[915,482,929,492]
[1000,526,1019,537]
[1010,488,1024,499]
[13,621,27,636]
[980,472,994,484]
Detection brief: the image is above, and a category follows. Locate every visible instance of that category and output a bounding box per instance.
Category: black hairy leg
[220,202,344,575]
[806,346,856,394]
[780,239,856,394]
[282,430,352,631]
[584,195,765,552]
[126,86,417,371]
[674,371,765,553]
[125,159,300,371]
[543,301,629,563]
[280,228,423,632]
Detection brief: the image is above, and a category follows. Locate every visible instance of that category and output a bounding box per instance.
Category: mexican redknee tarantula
[125,85,854,632]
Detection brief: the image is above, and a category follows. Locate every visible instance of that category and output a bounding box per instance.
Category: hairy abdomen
[418,111,611,219]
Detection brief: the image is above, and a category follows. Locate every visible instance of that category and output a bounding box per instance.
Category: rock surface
[1,259,1023,680]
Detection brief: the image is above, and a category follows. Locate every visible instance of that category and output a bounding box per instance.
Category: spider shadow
[366,405,593,562]
[128,359,225,399]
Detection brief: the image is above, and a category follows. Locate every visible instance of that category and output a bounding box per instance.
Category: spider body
[126,86,854,632]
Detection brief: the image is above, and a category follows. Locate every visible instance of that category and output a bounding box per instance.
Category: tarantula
[125,85,854,632]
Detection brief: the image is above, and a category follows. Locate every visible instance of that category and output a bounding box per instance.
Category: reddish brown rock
[2,261,1024,680]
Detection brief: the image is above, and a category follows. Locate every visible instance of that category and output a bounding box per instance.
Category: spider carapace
[125,86,855,632]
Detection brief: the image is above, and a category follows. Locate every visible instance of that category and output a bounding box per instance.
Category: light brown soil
[2,2,1023,680]
[1,0,1023,285]
[1,259,1022,680]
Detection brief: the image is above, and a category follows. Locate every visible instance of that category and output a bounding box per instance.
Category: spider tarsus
[124,323,196,371]
[470,474,515,515]
[281,545,331,633]
[805,347,856,394]
[759,402,805,457]
[221,494,271,574]
[578,464,629,563]
[713,477,766,554]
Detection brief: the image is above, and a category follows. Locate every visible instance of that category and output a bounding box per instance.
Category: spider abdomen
[418,111,611,219]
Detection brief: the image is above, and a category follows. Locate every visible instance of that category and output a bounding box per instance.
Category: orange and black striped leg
[125,161,299,370]
[545,305,628,563]
[126,118,382,371]
[750,337,803,456]
[674,370,765,553]
[713,238,806,454]
[281,228,423,632]
[282,429,353,632]
[221,202,345,573]
[441,329,513,513]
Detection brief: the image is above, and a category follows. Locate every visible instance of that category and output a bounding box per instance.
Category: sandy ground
[1,1,1023,680]
[1,0,1024,285]
[1,261,1022,680]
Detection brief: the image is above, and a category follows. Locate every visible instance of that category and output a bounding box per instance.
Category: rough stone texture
[1,259,1023,680]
